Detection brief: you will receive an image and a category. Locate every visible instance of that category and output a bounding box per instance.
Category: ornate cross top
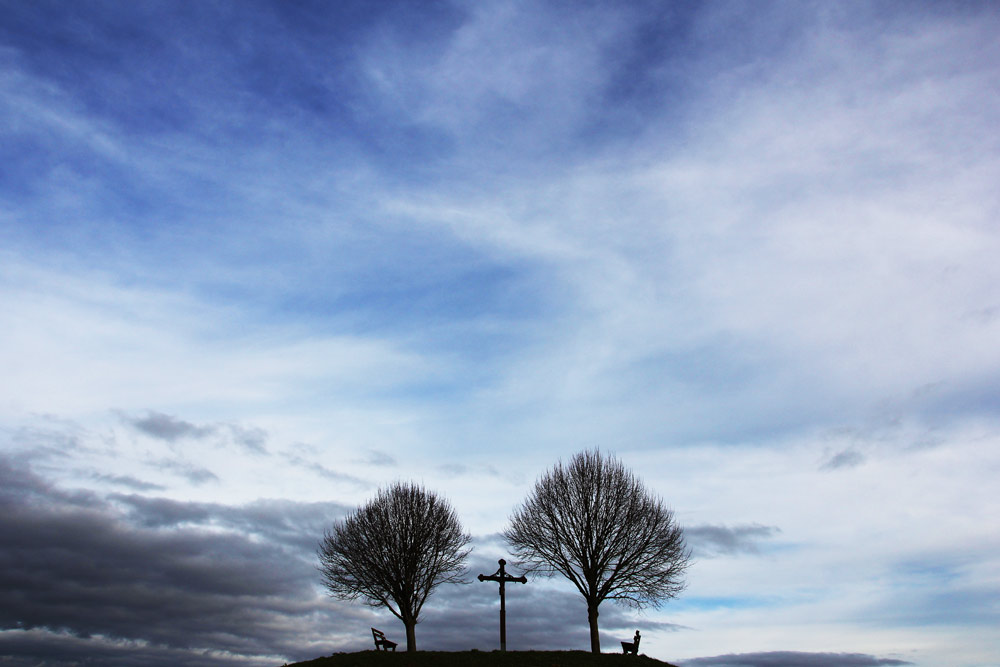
[478,558,527,651]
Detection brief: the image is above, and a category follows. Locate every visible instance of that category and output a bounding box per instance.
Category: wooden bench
[371,627,397,651]
[621,630,640,655]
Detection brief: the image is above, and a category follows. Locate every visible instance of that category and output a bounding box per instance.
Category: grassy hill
[286,650,678,667]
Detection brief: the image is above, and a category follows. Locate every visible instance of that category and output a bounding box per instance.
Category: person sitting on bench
[622,630,641,655]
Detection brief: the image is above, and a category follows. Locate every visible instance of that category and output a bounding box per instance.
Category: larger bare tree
[504,450,690,653]
[318,482,471,651]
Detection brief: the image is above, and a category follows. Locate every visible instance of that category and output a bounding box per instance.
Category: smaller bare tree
[505,450,690,653]
[318,482,471,651]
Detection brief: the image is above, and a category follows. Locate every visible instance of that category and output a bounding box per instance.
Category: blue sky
[2,1,999,666]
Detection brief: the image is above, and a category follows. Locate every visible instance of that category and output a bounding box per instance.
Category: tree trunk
[405,619,417,652]
[587,603,601,653]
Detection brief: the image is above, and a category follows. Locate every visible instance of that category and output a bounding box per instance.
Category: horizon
[2,1,999,666]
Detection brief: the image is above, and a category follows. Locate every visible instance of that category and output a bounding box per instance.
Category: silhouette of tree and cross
[318,450,689,654]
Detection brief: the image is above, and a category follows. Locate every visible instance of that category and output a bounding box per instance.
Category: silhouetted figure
[371,627,397,651]
[622,630,640,655]
[478,558,527,651]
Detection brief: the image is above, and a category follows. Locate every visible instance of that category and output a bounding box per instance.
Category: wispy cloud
[821,449,865,471]
[151,458,219,486]
[685,524,781,558]
[90,472,166,493]
[227,424,269,454]
[125,411,215,443]
[283,452,370,490]
[354,449,397,467]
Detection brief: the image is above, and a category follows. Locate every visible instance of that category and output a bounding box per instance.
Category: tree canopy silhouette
[318,482,471,651]
[504,450,690,653]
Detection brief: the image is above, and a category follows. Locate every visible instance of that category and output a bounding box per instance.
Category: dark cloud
[0,457,360,667]
[125,411,215,442]
[680,652,911,666]
[110,494,351,557]
[821,448,865,471]
[685,524,780,558]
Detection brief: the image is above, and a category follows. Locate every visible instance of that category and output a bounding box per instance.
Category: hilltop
[287,650,679,667]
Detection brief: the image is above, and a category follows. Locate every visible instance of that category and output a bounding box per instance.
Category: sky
[1,1,999,666]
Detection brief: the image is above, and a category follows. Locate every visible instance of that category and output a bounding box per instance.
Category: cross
[478,558,527,651]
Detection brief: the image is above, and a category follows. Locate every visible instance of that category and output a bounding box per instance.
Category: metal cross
[478,558,527,651]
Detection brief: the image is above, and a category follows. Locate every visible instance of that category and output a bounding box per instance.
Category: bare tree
[504,450,690,653]
[318,482,471,651]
